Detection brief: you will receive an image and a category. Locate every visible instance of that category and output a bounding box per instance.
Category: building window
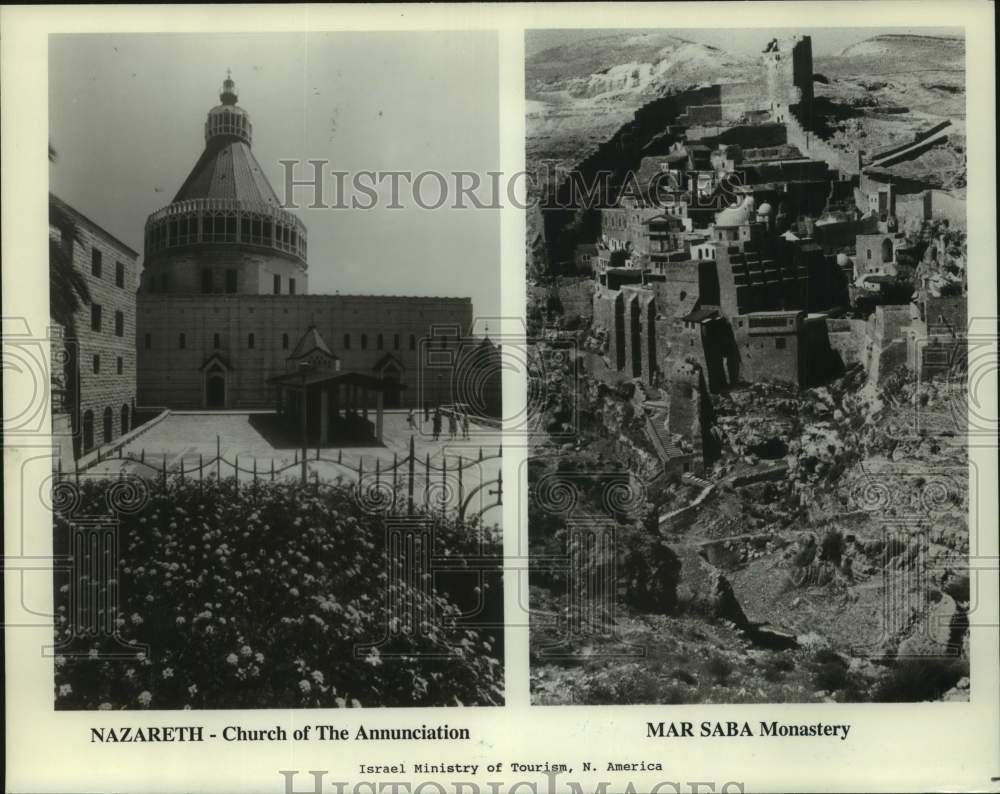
[114,311,124,337]
[409,334,416,350]
[866,249,872,261]
[377,333,384,351]
[361,334,368,350]
[282,333,289,350]
[343,333,351,350]
[213,333,221,349]
[92,354,100,374]
[103,407,113,443]
[144,333,151,349]
[91,248,102,277]
[116,356,123,375]
[201,269,213,293]
[394,333,400,350]
[82,410,94,451]
[115,261,125,288]
[289,278,296,295]
[91,303,102,332]
[226,269,238,293]
[248,333,255,349]
[179,333,186,349]
[273,274,281,294]
[775,337,787,350]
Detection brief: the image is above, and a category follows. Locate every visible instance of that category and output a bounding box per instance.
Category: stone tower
[761,36,814,127]
[139,72,309,296]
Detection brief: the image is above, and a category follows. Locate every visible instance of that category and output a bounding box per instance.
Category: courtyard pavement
[84,410,504,520]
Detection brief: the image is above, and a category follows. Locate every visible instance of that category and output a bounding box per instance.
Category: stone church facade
[136,73,492,413]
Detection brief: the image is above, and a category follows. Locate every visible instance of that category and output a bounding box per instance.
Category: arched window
[213,333,221,349]
[377,333,384,351]
[121,404,130,435]
[282,333,289,350]
[82,410,94,451]
[361,334,368,350]
[343,333,351,350]
[394,334,400,350]
[179,333,186,350]
[409,334,416,350]
[248,333,255,349]
[881,238,893,263]
[102,407,113,443]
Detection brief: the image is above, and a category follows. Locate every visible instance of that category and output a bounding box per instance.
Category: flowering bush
[53,478,503,709]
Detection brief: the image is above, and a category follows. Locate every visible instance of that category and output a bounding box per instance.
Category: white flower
[58,683,73,697]
[162,667,174,679]
[226,653,239,665]
[310,670,324,685]
[98,702,113,711]
[298,679,311,693]
[137,691,152,707]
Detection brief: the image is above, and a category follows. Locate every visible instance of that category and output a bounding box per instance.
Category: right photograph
[526,28,970,704]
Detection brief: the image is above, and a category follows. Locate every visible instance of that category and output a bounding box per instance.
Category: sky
[49,32,501,319]
[525,26,963,58]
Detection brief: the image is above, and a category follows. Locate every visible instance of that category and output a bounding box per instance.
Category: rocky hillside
[815,34,966,190]
[530,316,970,704]
[526,31,966,193]
[526,32,754,175]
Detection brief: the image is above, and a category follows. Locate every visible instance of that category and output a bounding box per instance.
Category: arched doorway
[206,365,226,409]
[102,407,113,443]
[881,238,893,263]
[383,371,401,408]
[121,404,130,435]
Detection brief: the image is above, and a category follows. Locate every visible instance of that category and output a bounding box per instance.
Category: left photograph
[48,32,504,709]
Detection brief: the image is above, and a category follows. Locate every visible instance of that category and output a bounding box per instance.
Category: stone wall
[140,244,308,296]
[136,294,474,410]
[51,196,139,456]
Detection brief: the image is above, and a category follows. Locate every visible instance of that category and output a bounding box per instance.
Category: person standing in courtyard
[448,410,457,441]
[424,402,430,423]
[407,408,417,431]
[432,408,442,441]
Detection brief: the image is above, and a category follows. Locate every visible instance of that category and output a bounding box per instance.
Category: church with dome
[134,73,499,436]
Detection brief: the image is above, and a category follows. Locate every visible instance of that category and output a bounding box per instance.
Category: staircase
[681,472,712,490]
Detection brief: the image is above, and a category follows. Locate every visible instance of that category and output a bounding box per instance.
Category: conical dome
[141,73,308,296]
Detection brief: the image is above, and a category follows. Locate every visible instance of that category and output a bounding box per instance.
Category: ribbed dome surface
[172,139,281,207]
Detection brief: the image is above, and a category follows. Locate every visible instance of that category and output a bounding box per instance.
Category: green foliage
[53,478,502,709]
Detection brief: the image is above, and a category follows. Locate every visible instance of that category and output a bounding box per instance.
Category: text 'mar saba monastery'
[545,36,965,476]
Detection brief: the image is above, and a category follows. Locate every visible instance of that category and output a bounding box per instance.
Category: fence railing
[61,436,503,522]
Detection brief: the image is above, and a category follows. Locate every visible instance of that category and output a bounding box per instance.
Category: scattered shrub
[873,657,967,702]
